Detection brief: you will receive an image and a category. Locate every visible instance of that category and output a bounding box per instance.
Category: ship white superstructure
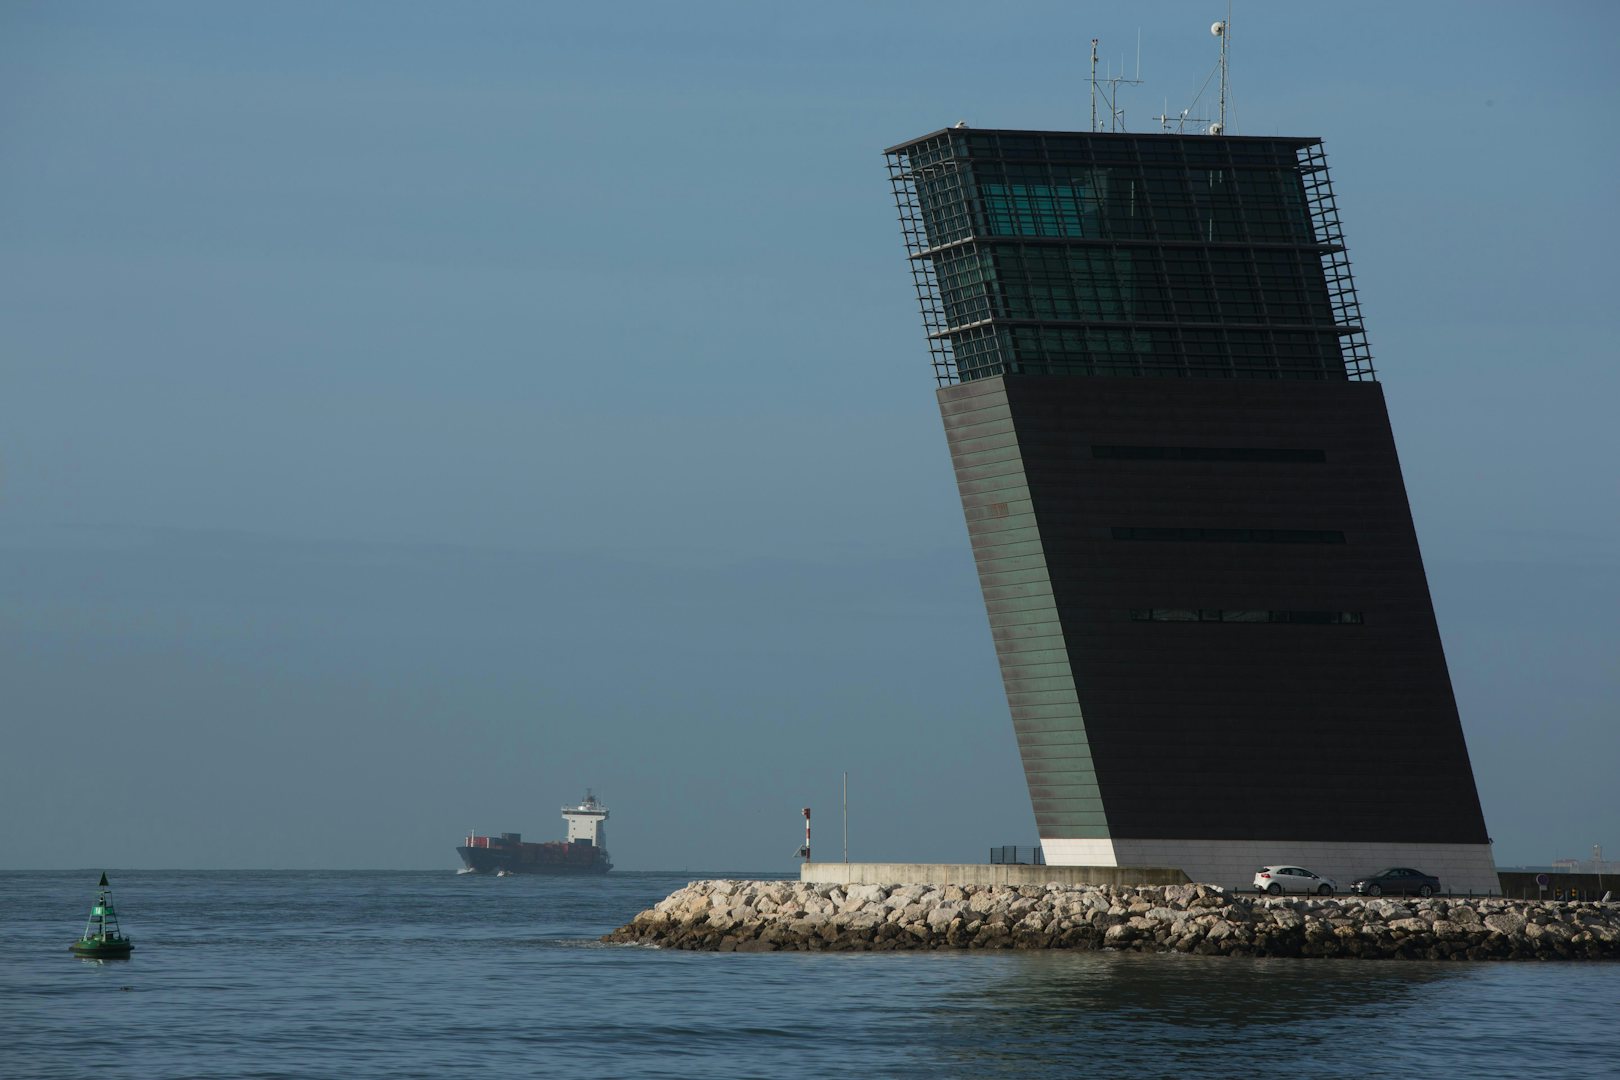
[563,791,609,850]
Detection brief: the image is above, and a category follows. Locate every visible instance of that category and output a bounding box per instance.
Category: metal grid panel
[1298,142,1376,381]
[887,148,967,386]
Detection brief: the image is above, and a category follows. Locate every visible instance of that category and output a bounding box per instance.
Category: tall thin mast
[1089,38,1099,132]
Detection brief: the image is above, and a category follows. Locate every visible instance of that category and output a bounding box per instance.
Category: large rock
[1484,912,1528,937]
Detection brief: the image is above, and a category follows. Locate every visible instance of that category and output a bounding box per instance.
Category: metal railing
[989,845,1046,866]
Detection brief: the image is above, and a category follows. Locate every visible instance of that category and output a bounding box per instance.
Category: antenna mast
[1088,36,1143,133]
[1090,38,1099,132]
[1165,13,1228,135]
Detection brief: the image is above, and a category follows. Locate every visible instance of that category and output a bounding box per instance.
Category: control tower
[884,126,1497,893]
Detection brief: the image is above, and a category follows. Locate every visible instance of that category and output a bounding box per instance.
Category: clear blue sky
[2,1,1615,871]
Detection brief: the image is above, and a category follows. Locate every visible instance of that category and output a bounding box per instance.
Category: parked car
[1350,867,1442,897]
[1253,866,1337,896]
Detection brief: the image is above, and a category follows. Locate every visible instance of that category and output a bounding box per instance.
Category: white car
[1253,865,1337,896]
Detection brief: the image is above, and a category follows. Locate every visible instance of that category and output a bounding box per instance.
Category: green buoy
[70,872,134,958]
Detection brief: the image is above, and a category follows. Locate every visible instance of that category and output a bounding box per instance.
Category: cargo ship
[457,791,613,875]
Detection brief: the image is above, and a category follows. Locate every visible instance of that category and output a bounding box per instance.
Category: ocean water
[4,870,1618,1079]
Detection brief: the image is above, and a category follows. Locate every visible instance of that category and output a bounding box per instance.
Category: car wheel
[1267,883,1282,895]
[1419,885,1433,898]
[1318,884,1333,896]
[1367,884,1382,897]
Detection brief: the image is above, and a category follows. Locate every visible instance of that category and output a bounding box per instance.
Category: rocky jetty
[604,880,1620,960]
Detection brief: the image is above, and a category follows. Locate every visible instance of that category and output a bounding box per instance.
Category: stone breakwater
[604,880,1620,960]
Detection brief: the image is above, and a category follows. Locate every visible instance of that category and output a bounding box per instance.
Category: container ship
[457,791,613,875]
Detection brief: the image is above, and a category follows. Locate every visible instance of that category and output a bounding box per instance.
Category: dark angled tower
[885,127,1497,892]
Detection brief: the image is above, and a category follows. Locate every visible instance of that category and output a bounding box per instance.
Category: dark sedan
[1351,867,1442,897]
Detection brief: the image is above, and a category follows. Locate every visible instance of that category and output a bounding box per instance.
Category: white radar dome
[1208,122,1224,135]
[1212,20,1226,36]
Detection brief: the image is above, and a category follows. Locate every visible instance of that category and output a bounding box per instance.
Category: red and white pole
[801,807,812,861]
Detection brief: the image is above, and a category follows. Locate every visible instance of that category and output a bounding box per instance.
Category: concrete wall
[799,862,1188,888]
[1088,837,1502,896]
[802,845,1506,894]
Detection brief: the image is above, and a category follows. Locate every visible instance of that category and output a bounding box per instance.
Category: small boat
[495,869,513,877]
[70,873,133,958]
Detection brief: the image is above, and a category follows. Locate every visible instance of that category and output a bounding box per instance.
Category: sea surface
[3,870,1618,1079]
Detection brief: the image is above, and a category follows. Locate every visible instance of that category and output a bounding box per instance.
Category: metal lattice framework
[1298,142,1376,381]
[886,150,963,386]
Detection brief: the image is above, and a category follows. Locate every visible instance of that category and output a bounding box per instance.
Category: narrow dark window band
[1093,445,1327,463]
[1112,526,1345,543]
[1130,609,1365,625]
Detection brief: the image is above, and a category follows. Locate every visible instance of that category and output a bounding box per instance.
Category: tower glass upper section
[886,129,1374,385]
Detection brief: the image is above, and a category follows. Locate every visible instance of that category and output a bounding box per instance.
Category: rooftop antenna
[1088,35,1144,132]
[1156,10,1229,134]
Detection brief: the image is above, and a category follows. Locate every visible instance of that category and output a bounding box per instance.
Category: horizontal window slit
[1112,527,1346,543]
[1129,609,1365,625]
[1093,445,1327,463]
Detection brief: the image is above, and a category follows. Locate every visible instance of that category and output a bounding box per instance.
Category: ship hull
[456,845,611,876]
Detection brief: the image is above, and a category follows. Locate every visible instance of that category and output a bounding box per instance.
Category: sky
[1,1,1615,872]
